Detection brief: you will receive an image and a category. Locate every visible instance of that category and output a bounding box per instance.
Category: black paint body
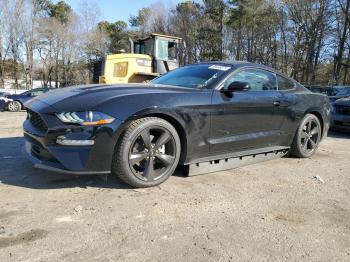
[22,62,331,175]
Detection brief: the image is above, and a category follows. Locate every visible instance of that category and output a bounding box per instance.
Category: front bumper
[331,113,350,132]
[22,141,109,175]
[22,112,124,175]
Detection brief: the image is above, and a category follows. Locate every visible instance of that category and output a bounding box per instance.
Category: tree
[129,8,149,26]
[0,1,6,88]
[0,0,26,89]
[129,2,172,36]
[226,0,246,61]
[334,0,350,84]
[78,0,108,83]
[170,1,201,64]
[200,0,226,60]
[99,21,130,54]
[284,0,333,83]
[47,0,71,24]
[1,0,349,89]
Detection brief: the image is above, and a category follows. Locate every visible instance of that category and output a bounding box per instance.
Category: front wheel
[290,114,322,158]
[112,117,181,188]
[8,101,22,112]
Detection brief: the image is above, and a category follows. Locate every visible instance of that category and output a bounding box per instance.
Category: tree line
[0,0,349,89]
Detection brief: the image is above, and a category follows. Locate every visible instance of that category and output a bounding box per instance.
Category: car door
[274,74,299,142]
[210,67,285,154]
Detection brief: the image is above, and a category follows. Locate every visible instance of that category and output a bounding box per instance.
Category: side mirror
[225,81,250,92]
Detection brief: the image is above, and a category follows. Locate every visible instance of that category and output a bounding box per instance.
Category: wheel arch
[122,110,188,165]
[14,100,23,106]
[142,112,188,165]
[307,110,324,136]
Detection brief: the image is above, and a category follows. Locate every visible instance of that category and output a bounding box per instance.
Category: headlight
[56,111,115,126]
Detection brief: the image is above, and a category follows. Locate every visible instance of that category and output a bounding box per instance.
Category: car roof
[194,61,282,73]
[195,61,258,67]
[193,61,295,82]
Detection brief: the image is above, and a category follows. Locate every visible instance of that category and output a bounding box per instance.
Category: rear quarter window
[277,75,295,91]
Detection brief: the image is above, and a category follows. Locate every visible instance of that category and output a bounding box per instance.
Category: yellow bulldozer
[98,34,182,84]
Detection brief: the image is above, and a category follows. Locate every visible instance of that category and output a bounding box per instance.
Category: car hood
[6,94,19,99]
[333,97,350,106]
[25,84,200,112]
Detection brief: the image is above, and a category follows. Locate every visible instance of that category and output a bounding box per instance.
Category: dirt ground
[0,111,349,262]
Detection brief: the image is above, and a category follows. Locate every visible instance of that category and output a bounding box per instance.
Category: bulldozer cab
[98,34,182,84]
[133,34,181,74]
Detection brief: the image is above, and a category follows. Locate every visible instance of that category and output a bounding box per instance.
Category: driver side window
[224,68,277,91]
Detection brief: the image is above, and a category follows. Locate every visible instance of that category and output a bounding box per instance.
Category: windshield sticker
[208,65,231,71]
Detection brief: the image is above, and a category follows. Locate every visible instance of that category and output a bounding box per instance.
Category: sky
[60,0,196,23]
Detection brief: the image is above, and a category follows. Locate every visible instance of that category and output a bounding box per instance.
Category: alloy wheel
[299,118,321,155]
[8,102,20,112]
[128,127,177,182]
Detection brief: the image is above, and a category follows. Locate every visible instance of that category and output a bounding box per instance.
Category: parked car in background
[0,89,28,95]
[5,88,51,112]
[0,91,11,98]
[0,91,12,112]
[22,62,330,188]
[331,97,350,132]
[329,86,350,103]
[305,85,337,96]
[0,99,5,112]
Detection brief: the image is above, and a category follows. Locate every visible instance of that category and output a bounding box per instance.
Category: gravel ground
[0,112,349,262]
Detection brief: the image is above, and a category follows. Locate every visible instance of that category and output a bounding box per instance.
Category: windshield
[336,88,350,96]
[151,64,232,89]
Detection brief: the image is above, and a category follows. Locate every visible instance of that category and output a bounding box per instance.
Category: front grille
[27,110,48,132]
[335,105,350,116]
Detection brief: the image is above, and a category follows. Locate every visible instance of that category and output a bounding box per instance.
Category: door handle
[273,101,281,107]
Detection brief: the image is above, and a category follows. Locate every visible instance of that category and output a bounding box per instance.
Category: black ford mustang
[23,62,330,187]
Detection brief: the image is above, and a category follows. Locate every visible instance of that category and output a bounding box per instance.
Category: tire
[112,117,181,188]
[290,114,322,158]
[8,101,22,112]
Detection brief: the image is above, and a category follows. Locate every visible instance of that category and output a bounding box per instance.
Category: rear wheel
[8,101,21,112]
[290,114,322,158]
[112,117,181,188]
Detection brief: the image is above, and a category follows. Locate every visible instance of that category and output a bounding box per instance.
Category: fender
[121,107,190,164]
[304,106,330,138]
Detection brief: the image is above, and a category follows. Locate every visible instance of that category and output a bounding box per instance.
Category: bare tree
[1,0,349,89]
[334,0,350,84]
[78,0,108,83]
[0,1,6,88]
